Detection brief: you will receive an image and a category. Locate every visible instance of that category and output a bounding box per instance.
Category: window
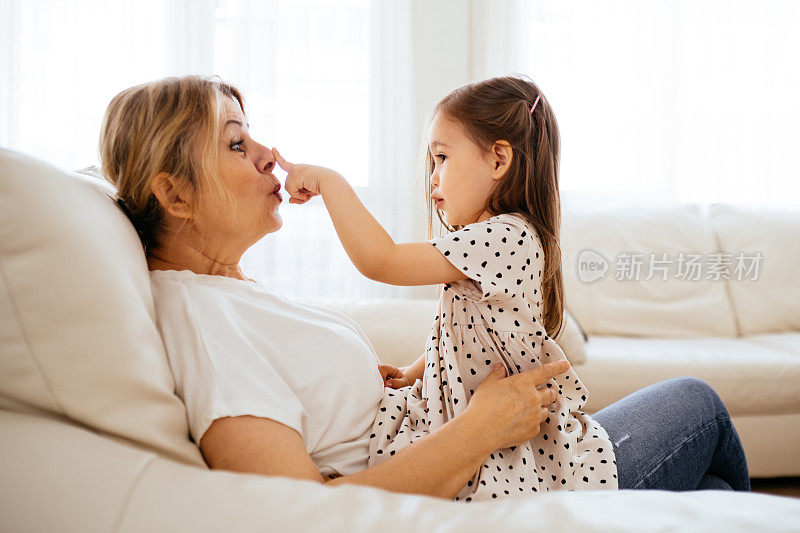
[1,0,398,300]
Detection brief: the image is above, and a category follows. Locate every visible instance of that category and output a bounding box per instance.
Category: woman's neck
[146,249,251,282]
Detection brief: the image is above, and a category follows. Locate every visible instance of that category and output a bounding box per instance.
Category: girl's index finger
[272,147,293,171]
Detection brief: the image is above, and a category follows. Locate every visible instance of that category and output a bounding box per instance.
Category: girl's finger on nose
[272,147,291,169]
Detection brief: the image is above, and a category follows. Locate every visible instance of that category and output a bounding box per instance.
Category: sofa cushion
[304,298,588,366]
[709,203,800,335]
[555,309,588,365]
[560,204,738,338]
[0,148,204,467]
[4,410,800,533]
[576,333,800,416]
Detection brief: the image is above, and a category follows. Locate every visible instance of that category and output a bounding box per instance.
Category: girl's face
[428,112,499,227]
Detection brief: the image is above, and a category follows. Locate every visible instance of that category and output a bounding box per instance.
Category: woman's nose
[254,142,276,173]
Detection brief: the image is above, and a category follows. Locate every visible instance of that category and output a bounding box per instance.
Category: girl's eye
[230,140,245,153]
[435,154,447,162]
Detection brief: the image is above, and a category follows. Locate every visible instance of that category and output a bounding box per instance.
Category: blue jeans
[592,377,751,491]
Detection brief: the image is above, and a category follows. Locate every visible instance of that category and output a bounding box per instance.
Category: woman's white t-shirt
[149,269,385,478]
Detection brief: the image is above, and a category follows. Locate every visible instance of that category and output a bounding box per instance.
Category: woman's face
[195,96,283,250]
[428,112,497,227]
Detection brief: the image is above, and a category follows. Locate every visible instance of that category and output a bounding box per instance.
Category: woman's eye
[435,154,447,162]
[230,140,245,153]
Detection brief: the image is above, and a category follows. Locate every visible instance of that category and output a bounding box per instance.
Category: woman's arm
[201,360,570,500]
[200,408,495,500]
[326,406,493,499]
[273,151,469,287]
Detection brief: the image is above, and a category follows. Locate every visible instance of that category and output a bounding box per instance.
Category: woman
[100,75,751,500]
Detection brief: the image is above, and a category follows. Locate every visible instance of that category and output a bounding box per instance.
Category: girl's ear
[491,140,514,180]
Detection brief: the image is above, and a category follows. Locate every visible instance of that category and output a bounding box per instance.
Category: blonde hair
[423,75,564,338]
[98,74,244,253]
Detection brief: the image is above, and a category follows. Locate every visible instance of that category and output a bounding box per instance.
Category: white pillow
[0,148,205,468]
[553,309,588,365]
[709,203,800,335]
[560,204,738,337]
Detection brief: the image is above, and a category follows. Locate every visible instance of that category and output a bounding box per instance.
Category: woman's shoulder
[147,270,365,337]
[149,269,290,300]
[148,269,297,321]
[149,268,260,289]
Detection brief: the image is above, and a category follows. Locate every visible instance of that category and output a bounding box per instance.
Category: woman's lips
[271,181,282,202]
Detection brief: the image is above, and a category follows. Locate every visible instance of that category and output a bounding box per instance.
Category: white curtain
[1,0,415,300]
[3,0,797,302]
[1,0,173,165]
[469,0,800,211]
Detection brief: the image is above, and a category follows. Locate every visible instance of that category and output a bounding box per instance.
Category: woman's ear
[151,172,194,220]
[491,140,514,180]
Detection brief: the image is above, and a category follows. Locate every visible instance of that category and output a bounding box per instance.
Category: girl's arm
[319,173,468,286]
[273,150,468,287]
[401,352,426,383]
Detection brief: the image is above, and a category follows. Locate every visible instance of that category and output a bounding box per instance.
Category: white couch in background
[2,148,799,532]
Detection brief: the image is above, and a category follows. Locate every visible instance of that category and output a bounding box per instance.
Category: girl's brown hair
[423,75,564,337]
[98,75,244,254]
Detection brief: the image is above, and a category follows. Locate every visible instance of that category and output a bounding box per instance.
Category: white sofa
[2,147,800,532]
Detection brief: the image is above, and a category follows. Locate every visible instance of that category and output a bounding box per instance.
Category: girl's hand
[272,148,343,205]
[378,363,413,389]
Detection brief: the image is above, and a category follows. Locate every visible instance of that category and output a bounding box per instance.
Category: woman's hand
[272,148,343,205]
[464,360,571,451]
[378,363,413,389]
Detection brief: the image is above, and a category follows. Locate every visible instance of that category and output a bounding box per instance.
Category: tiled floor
[750,477,800,500]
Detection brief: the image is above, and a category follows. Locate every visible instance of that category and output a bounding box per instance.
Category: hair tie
[529,94,541,115]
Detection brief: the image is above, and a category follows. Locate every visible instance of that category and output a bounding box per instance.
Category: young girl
[272,75,618,501]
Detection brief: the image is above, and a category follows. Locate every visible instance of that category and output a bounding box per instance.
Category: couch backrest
[0,148,205,467]
[710,203,800,335]
[308,297,588,367]
[560,203,739,337]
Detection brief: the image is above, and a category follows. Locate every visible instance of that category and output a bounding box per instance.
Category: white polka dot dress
[367,213,618,501]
